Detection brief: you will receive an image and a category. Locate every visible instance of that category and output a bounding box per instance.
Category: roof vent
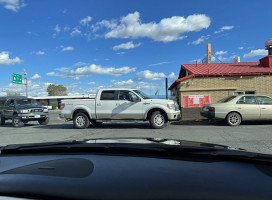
[265,39,272,55]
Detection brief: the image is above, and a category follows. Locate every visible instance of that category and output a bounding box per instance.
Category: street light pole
[23,69,28,97]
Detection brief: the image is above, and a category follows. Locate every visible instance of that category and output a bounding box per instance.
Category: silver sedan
[201,95,272,126]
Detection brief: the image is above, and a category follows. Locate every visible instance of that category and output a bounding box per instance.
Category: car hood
[85,137,240,150]
[16,105,46,110]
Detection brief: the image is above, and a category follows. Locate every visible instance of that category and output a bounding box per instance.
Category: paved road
[0,110,272,154]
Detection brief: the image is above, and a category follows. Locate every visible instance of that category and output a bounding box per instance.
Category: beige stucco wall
[170,75,272,106]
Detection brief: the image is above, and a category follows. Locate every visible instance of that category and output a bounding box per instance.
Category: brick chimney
[259,39,272,68]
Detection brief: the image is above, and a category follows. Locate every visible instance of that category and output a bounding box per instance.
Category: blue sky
[0,0,270,96]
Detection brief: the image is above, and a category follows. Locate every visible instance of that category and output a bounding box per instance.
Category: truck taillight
[60,103,65,110]
[209,107,215,110]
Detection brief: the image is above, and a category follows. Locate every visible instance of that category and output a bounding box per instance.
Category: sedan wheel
[226,112,242,126]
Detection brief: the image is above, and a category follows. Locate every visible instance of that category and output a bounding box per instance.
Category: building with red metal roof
[169,54,272,110]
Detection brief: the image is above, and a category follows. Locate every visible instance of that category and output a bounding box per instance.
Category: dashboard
[0,152,272,199]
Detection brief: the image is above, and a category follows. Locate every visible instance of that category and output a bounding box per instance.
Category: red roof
[183,61,272,76]
[169,57,272,90]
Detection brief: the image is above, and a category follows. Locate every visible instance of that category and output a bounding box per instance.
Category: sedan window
[256,96,272,105]
[237,96,257,104]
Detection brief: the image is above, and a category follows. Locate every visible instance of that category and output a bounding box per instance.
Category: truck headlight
[167,104,175,110]
[20,109,31,113]
[43,108,48,113]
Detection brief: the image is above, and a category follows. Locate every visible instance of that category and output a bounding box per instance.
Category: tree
[7,92,21,96]
[47,84,67,96]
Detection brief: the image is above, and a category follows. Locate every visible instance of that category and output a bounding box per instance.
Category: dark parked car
[0,96,49,127]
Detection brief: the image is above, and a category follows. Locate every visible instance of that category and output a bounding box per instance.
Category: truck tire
[90,120,103,127]
[74,113,90,129]
[226,112,242,126]
[38,117,49,125]
[149,111,168,129]
[12,114,24,127]
[0,113,5,125]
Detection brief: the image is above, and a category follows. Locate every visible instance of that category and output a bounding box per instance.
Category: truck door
[95,90,117,119]
[113,90,143,120]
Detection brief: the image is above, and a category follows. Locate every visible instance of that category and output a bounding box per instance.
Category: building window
[233,91,256,96]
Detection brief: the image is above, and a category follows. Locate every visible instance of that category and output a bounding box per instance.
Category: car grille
[31,109,43,113]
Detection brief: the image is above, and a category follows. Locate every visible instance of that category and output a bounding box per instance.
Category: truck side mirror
[132,96,141,102]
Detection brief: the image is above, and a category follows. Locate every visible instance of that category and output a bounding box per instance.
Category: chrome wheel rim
[76,116,85,127]
[154,114,165,126]
[229,114,239,125]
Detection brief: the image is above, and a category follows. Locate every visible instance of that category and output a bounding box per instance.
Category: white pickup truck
[60,88,181,129]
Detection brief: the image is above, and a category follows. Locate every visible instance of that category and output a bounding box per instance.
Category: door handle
[143,103,150,105]
[237,107,241,109]
[261,108,266,109]
[97,103,102,106]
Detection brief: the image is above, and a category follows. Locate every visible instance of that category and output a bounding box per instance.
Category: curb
[179,118,209,123]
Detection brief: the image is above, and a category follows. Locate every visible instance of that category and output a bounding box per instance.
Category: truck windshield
[15,99,39,106]
[133,90,150,99]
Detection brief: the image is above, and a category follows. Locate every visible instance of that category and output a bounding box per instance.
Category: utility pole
[23,69,28,97]
[165,77,168,99]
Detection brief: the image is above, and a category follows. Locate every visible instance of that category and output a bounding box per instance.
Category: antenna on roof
[211,53,223,63]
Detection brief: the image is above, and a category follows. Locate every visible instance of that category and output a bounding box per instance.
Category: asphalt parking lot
[0,110,272,154]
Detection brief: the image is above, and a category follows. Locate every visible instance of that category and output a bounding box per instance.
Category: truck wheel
[38,117,49,125]
[226,112,241,126]
[74,113,90,129]
[12,114,24,127]
[90,120,103,127]
[0,114,5,125]
[149,111,167,129]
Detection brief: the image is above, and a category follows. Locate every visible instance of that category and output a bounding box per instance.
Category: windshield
[0,0,271,158]
[133,90,150,99]
[15,99,39,106]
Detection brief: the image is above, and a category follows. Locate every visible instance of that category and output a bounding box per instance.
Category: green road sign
[12,73,23,84]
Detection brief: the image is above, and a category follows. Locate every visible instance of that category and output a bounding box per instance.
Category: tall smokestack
[265,39,272,55]
[207,43,211,63]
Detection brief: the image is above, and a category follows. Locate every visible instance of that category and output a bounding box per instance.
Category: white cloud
[189,35,210,45]
[36,51,45,55]
[0,0,26,12]
[54,24,61,33]
[243,49,268,59]
[168,72,176,79]
[111,79,134,87]
[215,50,227,55]
[110,79,159,90]
[238,47,244,50]
[214,25,234,34]
[0,51,22,65]
[61,46,74,51]
[30,74,41,80]
[71,27,81,36]
[63,25,70,32]
[80,16,92,26]
[117,52,125,55]
[47,64,136,79]
[149,61,171,67]
[135,70,166,81]
[74,61,89,66]
[96,11,211,43]
[113,41,142,51]
[87,81,96,85]
[70,64,136,77]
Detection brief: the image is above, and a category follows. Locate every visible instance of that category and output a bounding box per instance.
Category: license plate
[34,115,40,118]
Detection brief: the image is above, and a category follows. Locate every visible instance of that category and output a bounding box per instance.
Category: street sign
[12,73,22,84]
